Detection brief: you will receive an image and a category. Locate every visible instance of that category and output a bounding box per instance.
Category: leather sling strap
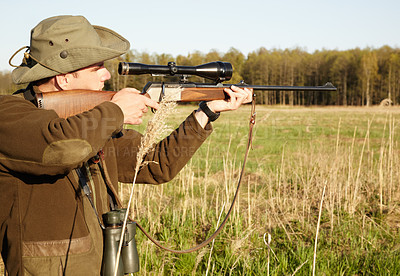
[133,97,257,253]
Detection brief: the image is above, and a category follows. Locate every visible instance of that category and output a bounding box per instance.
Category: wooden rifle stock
[36,90,117,118]
[179,87,227,101]
[35,88,227,118]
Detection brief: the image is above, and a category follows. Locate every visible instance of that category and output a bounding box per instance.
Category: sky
[1,0,399,72]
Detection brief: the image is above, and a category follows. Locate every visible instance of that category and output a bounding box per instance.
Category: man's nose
[100,67,111,82]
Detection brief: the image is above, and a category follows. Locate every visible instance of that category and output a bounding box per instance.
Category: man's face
[67,62,111,91]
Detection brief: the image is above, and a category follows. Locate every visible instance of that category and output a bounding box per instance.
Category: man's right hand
[110,88,160,125]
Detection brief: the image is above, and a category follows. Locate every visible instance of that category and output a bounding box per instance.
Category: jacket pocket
[22,234,101,276]
[22,235,92,257]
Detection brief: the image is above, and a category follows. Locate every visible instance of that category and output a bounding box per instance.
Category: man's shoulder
[0,93,29,103]
[0,94,37,115]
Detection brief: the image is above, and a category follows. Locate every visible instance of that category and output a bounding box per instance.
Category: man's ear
[54,74,70,90]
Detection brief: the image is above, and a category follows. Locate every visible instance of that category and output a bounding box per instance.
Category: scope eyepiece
[118,61,233,82]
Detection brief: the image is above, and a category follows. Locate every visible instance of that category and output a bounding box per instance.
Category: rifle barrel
[187,82,336,91]
[219,82,337,91]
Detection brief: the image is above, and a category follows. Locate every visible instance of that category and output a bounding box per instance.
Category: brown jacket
[0,87,212,275]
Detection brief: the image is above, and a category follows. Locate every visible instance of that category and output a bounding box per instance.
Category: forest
[1,45,400,106]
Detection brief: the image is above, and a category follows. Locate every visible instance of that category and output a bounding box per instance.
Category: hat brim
[12,25,130,85]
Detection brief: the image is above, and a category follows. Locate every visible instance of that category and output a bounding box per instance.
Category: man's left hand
[194,86,253,128]
[207,85,253,113]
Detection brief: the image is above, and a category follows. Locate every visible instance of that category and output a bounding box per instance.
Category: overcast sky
[1,0,399,72]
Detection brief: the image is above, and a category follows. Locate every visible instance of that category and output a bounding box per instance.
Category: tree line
[2,46,400,106]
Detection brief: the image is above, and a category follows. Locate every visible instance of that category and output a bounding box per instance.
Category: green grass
[125,105,400,275]
[3,105,400,275]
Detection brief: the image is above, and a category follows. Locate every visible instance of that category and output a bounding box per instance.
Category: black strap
[199,101,220,122]
[76,166,105,229]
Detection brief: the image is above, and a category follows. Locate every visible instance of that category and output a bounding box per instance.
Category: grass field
[126,105,400,275]
[2,105,400,275]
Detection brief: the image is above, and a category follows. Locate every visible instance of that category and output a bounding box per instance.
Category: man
[0,15,252,275]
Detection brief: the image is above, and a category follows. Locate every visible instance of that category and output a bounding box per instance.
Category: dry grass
[121,105,400,274]
[2,105,400,274]
[115,97,177,275]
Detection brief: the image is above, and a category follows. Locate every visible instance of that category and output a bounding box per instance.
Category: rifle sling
[133,97,257,254]
[76,164,106,230]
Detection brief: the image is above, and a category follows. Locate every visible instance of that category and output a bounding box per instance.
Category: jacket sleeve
[114,111,213,184]
[0,95,124,175]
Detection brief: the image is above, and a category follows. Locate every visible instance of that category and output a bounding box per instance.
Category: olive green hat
[10,15,130,84]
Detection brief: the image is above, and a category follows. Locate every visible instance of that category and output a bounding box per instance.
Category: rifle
[36,61,337,118]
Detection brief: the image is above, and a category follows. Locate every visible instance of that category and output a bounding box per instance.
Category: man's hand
[208,85,253,113]
[111,88,160,125]
[195,86,253,128]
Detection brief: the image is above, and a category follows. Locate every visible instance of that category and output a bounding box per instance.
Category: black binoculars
[101,209,139,276]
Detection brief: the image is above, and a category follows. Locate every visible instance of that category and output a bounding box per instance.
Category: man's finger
[124,87,141,94]
[143,97,160,110]
[224,88,238,108]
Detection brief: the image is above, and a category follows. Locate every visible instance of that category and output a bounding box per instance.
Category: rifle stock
[36,90,116,118]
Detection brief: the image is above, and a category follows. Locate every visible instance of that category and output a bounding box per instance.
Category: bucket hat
[10,15,130,84]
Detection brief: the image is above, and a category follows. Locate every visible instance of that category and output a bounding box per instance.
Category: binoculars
[101,209,139,276]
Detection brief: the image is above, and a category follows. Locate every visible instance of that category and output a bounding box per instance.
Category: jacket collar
[13,84,39,105]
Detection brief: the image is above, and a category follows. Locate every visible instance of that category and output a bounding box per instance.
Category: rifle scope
[118,61,233,82]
